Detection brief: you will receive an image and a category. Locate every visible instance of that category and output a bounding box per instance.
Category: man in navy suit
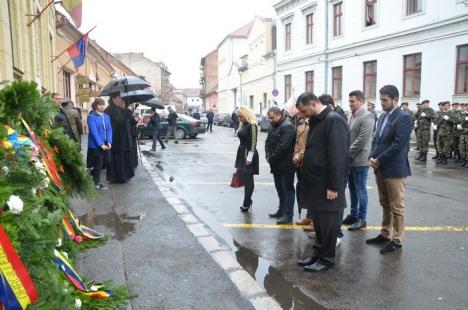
[367,85,412,255]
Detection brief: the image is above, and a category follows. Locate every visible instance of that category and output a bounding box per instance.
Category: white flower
[1,166,9,175]
[57,238,62,247]
[74,298,82,308]
[7,195,23,214]
[90,285,98,292]
[41,177,50,189]
[31,188,37,195]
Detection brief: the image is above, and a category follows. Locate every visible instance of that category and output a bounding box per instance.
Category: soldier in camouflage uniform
[414,103,422,150]
[432,101,443,160]
[436,101,458,165]
[415,100,435,162]
[401,102,414,153]
[458,103,468,167]
[451,102,462,162]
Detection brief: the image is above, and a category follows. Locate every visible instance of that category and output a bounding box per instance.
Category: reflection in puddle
[79,208,137,241]
[186,203,324,309]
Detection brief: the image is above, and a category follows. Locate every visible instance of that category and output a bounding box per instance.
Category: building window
[332,66,342,100]
[285,23,291,51]
[406,0,422,16]
[306,13,313,44]
[333,2,343,37]
[285,75,292,101]
[365,0,376,26]
[305,71,314,93]
[363,61,377,98]
[403,53,422,97]
[456,44,468,94]
[63,71,71,99]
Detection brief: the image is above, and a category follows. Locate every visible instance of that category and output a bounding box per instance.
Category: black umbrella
[99,76,150,96]
[140,98,164,109]
[121,88,156,104]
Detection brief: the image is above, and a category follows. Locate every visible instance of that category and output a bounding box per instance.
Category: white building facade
[274,0,468,110]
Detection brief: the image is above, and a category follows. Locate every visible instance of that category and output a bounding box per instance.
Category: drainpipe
[7,0,15,69]
[324,1,329,94]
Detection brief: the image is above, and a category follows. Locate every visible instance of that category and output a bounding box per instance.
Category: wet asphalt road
[140,126,468,310]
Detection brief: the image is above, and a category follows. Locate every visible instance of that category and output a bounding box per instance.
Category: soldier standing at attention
[401,102,414,153]
[458,103,468,167]
[415,100,435,162]
[367,101,378,133]
[414,103,422,150]
[436,101,457,165]
[432,101,443,161]
[451,102,462,162]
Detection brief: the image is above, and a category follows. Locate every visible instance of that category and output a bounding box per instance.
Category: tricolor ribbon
[0,225,39,309]
[53,250,111,298]
[67,210,104,240]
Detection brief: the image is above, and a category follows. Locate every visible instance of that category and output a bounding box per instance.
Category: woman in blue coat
[87,98,113,189]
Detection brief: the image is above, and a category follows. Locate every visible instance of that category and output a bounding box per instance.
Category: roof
[217,21,253,48]
[182,88,201,97]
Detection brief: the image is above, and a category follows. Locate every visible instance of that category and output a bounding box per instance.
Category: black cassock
[105,103,135,183]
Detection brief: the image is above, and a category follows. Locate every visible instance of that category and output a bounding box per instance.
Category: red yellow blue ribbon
[67,210,104,240]
[0,225,39,309]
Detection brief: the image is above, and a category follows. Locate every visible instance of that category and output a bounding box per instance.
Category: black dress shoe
[342,215,358,225]
[268,210,283,218]
[297,256,318,267]
[303,260,333,272]
[366,234,391,244]
[276,216,293,225]
[348,220,367,231]
[240,200,253,212]
[380,241,402,255]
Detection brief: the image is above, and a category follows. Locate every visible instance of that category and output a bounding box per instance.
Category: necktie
[379,113,389,138]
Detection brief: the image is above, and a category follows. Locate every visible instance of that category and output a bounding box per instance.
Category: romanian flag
[0,225,39,309]
[67,33,89,69]
[62,0,82,28]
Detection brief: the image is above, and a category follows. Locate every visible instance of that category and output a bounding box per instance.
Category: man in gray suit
[343,90,376,230]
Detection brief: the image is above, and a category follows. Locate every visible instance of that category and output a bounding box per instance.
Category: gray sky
[80,0,276,89]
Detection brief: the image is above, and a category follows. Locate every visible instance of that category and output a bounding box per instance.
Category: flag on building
[67,33,89,68]
[62,0,82,28]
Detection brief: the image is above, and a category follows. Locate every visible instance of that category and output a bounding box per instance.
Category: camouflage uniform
[452,106,463,160]
[458,107,468,167]
[416,107,435,153]
[436,109,458,163]
[433,109,443,158]
[403,109,415,153]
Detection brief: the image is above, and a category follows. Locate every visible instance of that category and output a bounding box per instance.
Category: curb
[141,155,282,310]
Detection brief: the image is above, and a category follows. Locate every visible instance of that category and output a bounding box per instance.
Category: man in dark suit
[296,93,351,272]
[367,85,412,255]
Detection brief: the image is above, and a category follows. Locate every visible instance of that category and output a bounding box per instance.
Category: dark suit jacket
[370,107,412,178]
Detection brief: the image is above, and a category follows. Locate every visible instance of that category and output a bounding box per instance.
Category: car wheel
[176,128,186,140]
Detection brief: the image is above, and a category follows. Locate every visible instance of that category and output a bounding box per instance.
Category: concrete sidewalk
[72,163,255,310]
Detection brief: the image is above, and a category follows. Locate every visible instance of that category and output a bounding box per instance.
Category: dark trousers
[242,171,254,207]
[296,169,310,218]
[273,172,295,218]
[87,148,104,185]
[312,210,340,265]
[207,122,213,132]
[152,129,165,150]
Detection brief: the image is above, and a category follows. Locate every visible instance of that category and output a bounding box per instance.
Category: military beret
[416,102,422,105]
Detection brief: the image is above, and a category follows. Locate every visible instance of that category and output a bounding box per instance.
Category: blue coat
[87,111,113,149]
[370,107,412,178]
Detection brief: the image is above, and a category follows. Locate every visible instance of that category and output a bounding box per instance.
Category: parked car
[199,112,208,126]
[137,113,206,139]
[214,113,231,127]
[258,115,271,132]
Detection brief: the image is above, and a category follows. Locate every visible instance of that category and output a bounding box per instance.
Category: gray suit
[348,107,375,167]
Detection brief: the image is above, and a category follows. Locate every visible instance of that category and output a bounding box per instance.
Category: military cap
[416,102,422,106]
[452,102,460,106]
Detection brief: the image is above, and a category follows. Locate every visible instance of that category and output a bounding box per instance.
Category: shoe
[296,218,312,226]
[303,224,315,232]
[240,201,252,213]
[421,152,428,162]
[459,160,467,167]
[414,147,420,151]
[415,151,423,160]
[441,156,448,165]
[366,234,391,244]
[276,216,293,225]
[303,260,333,272]
[336,237,342,247]
[268,210,283,218]
[150,148,156,151]
[436,155,444,164]
[162,146,166,150]
[297,256,318,267]
[175,141,179,144]
[96,183,108,190]
[348,220,367,231]
[432,153,439,160]
[380,241,402,255]
[342,215,358,225]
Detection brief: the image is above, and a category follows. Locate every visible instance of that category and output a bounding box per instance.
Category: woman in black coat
[234,106,259,212]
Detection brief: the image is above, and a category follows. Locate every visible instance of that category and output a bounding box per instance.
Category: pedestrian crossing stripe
[223,223,468,232]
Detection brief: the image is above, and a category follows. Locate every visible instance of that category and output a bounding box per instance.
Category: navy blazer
[370,107,412,178]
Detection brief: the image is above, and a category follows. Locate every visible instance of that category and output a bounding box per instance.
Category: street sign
[272,89,279,97]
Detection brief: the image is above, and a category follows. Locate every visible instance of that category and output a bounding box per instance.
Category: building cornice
[274,0,309,15]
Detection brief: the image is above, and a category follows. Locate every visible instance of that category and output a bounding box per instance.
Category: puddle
[79,209,137,241]
[186,202,324,309]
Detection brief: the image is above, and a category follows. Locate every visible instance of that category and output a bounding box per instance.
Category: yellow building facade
[0,0,56,93]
